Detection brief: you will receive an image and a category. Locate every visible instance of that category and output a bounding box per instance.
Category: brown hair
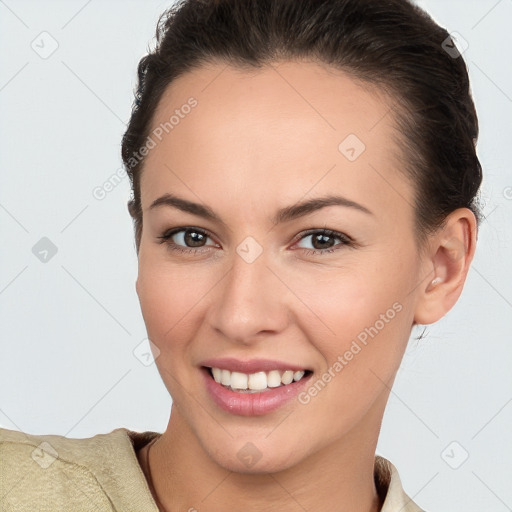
[121,0,482,254]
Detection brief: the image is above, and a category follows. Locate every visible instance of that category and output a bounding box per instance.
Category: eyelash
[156,226,355,256]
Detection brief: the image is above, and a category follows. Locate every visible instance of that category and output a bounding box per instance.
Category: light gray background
[1,1,511,511]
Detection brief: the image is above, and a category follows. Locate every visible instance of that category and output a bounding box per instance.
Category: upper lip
[200,357,310,373]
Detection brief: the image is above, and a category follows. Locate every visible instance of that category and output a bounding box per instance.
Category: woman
[0,0,481,510]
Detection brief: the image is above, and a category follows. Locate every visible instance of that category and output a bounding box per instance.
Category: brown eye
[294,229,353,255]
[157,227,218,254]
[180,229,208,247]
[310,233,337,250]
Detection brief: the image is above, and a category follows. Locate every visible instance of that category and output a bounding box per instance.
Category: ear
[135,275,140,298]
[413,208,478,325]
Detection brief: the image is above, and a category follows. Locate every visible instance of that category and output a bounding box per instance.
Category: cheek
[136,261,211,399]
[289,253,416,370]
[137,271,174,340]
[136,256,214,351]
[289,268,414,438]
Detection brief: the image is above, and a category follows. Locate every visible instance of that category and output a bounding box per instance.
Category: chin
[210,447,305,475]
[198,430,313,475]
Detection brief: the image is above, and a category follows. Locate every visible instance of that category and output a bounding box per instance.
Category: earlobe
[413,208,477,325]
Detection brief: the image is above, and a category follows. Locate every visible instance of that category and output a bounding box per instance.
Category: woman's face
[136,60,427,472]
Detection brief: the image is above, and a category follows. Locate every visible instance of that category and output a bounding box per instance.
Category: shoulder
[375,455,429,512]
[0,426,160,512]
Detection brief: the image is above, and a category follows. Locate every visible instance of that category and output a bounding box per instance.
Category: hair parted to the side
[121,0,482,255]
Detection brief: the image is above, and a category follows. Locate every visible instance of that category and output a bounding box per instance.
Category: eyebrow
[148,192,374,225]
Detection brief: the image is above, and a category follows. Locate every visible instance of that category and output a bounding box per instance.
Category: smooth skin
[134,60,477,512]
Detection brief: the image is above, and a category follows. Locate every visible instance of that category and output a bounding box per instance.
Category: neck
[143,399,387,512]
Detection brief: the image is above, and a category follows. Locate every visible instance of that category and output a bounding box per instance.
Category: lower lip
[201,367,313,416]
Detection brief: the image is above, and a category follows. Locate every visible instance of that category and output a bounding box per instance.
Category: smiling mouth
[203,366,313,393]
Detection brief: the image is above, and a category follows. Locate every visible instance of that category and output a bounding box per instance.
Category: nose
[206,247,291,345]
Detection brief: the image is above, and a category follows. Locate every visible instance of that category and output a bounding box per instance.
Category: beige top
[0,426,425,511]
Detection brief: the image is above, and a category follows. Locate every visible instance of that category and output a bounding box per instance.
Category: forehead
[140,60,413,222]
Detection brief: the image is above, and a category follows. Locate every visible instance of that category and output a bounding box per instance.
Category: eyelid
[291,227,353,245]
[157,226,355,257]
[157,226,219,245]
[158,226,352,244]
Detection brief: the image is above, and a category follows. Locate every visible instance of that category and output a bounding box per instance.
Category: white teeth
[221,369,231,386]
[248,371,267,390]
[212,367,222,383]
[267,370,282,388]
[293,370,305,382]
[230,371,248,390]
[281,370,294,385]
[208,367,308,391]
